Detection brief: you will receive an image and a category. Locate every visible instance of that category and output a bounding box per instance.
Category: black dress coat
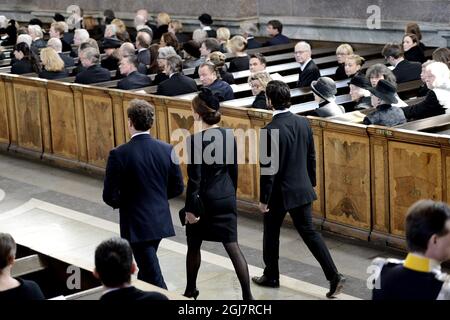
[185,128,238,242]
[75,64,111,84]
[401,90,446,121]
[297,60,321,88]
[117,71,152,90]
[228,56,250,73]
[393,59,422,83]
[156,73,198,96]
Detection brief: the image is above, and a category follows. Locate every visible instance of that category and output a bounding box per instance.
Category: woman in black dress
[227,35,249,73]
[403,33,426,63]
[0,233,45,300]
[248,71,272,109]
[182,88,253,300]
[11,42,39,75]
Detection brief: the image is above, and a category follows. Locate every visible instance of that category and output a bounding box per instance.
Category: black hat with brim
[102,37,123,49]
[349,74,371,90]
[198,13,213,26]
[367,79,398,104]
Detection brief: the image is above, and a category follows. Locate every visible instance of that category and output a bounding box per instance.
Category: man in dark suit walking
[382,43,421,83]
[94,237,169,301]
[75,47,111,84]
[263,20,290,47]
[103,99,184,289]
[295,41,321,88]
[117,55,152,90]
[156,55,198,96]
[252,81,345,298]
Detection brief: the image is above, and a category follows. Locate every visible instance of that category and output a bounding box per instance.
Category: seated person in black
[0,233,45,300]
[101,37,122,72]
[152,46,177,86]
[402,61,450,121]
[47,38,76,70]
[344,54,365,79]
[207,51,235,85]
[227,35,249,73]
[39,47,69,79]
[371,199,450,300]
[117,55,152,90]
[263,20,290,47]
[403,33,426,63]
[157,54,198,96]
[199,62,234,101]
[11,42,39,75]
[310,77,345,117]
[334,44,354,81]
[382,43,421,84]
[363,80,406,126]
[295,41,320,88]
[94,237,168,301]
[240,21,261,49]
[75,47,111,84]
[248,71,272,109]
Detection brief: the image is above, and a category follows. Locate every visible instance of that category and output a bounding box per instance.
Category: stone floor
[0,153,408,300]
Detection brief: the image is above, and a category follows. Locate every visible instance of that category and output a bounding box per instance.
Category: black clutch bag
[178,207,186,226]
[179,192,205,226]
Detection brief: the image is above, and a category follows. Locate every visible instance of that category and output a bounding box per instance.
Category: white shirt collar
[138,48,146,52]
[273,109,292,117]
[300,58,312,71]
[131,131,150,139]
[202,26,212,31]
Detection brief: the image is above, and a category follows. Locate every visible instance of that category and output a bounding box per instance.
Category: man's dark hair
[406,200,450,253]
[381,43,404,59]
[265,80,291,109]
[95,237,133,287]
[29,18,43,27]
[267,20,283,34]
[0,233,16,270]
[127,99,155,131]
[250,53,267,66]
[202,38,220,53]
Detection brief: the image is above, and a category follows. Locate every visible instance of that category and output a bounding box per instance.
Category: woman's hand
[186,212,200,224]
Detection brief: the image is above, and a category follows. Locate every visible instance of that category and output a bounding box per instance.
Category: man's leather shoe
[326,273,346,298]
[252,275,280,288]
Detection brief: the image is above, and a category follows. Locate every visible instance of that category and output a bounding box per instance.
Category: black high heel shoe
[183,288,199,300]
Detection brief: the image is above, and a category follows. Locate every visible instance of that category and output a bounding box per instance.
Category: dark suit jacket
[297,60,321,88]
[101,55,119,71]
[404,45,426,64]
[401,90,446,121]
[31,38,47,50]
[260,112,317,211]
[100,286,169,301]
[206,79,234,101]
[11,60,34,75]
[228,56,250,73]
[60,38,72,53]
[39,69,69,80]
[393,59,421,84]
[117,71,152,90]
[263,34,290,47]
[252,91,268,109]
[59,53,75,68]
[247,37,262,49]
[75,64,111,84]
[103,134,184,243]
[156,73,198,96]
[137,49,151,67]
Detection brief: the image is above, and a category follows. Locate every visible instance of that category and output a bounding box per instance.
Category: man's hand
[259,202,270,213]
[186,212,200,224]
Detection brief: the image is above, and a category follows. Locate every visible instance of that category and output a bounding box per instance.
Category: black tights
[185,238,253,300]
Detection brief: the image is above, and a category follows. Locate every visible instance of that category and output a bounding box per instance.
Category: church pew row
[0,71,447,250]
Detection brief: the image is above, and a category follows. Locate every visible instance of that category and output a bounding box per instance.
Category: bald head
[294,41,312,64]
[136,31,151,49]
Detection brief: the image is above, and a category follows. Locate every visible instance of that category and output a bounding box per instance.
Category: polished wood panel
[0,77,10,148]
[388,141,442,236]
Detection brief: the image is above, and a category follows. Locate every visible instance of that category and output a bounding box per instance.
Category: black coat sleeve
[227,133,238,191]
[306,123,316,187]
[185,136,202,213]
[259,126,277,204]
[401,90,444,120]
[167,146,184,199]
[102,149,122,209]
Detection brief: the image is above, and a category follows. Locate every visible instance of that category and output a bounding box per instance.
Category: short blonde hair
[169,20,183,33]
[51,22,66,35]
[40,47,65,72]
[346,54,365,66]
[227,35,247,53]
[248,71,272,90]
[157,12,171,26]
[192,29,207,43]
[336,43,353,55]
[216,27,231,42]
[111,18,127,34]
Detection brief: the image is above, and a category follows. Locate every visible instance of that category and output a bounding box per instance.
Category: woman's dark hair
[265,80,291,109]
[432,48,450,69]
[192,88,221,125]
[14,42,40,73]
[405,22,422,41]
[183,40,201,59]
[404,33,419,45]
[148,44,160,74]
[406,200,450,253]
[161,32,179,51]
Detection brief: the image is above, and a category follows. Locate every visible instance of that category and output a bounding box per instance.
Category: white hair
[0,16,8,29]
[28,24,43,38]
[158,46,177,59]
[134,15,146,28]
[427,62,450,89]
[47,37,63,52]
[74,29,90,44]
[296,41,311,52]
[240,21,258,36]
[16,34,33,47]
[105,24,117,37]
[192,28,207,43]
